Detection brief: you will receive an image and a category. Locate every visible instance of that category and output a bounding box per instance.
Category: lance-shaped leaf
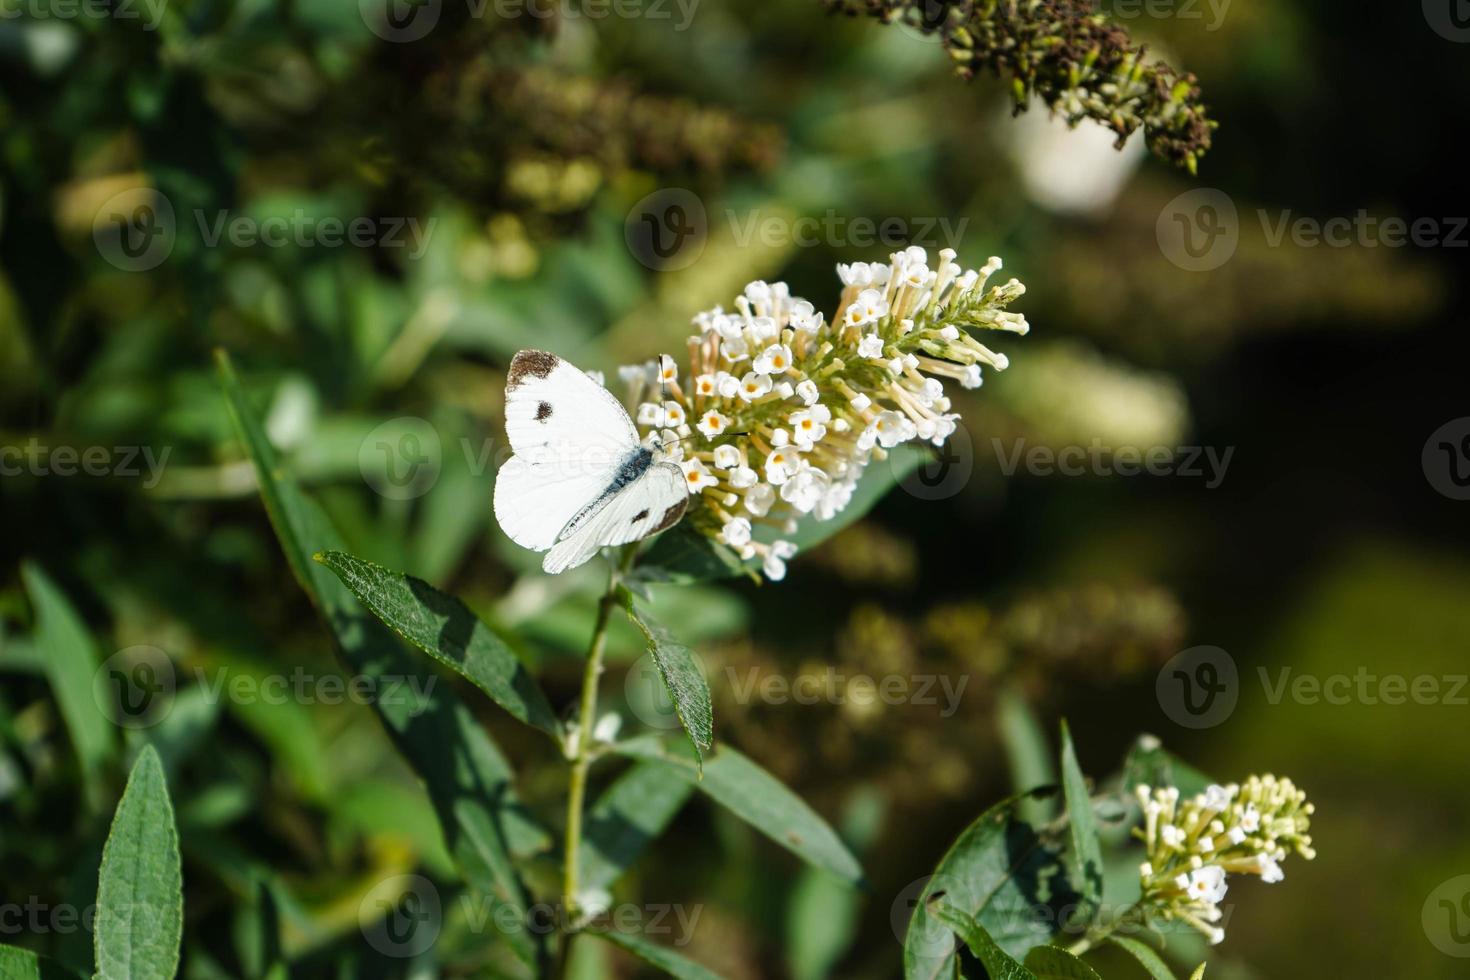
[620,594,713,770]
[216,351,546,970]
[614,736,863,886]
[932,904,1035,980]
[1023,945,1103,980]
[997,688,1056,825]
[1108,936,1178,980]
[580,760,696,894]
[1059,721,1103,915]
[21,563,113,805]
[589,929,725,980]
[903,790,1077,979]
[94,746,182,980]
[315,551,560,738]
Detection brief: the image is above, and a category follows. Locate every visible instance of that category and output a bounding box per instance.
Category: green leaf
[1121,737,1213,799]
[1108,936,1178,980]
[94,746,182,980]
[216,350,545,971]
[903,789,1077,979]
[997,688,1056,825]
[315,550,560,738]
[1023,945,1103,980]
[233,877,284,980]
[786,857,863,980]
[635,526,749,584]
[580,760,696,894]
[193,651,331,802]
[21,563,112,804]
[614,736,864,886]
[785,787,883,980]
[1059,720,1103,914]
[1188,964,1206,980]
[620,594,713,768]
[932,904,1036,980]
[589,930,725,980]
[0,945,82,979]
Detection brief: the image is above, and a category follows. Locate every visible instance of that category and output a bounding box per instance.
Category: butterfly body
[494,350,688,573]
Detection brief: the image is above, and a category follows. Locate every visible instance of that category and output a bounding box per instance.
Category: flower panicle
[1132,775,1316,945]
[619,245,1028,581]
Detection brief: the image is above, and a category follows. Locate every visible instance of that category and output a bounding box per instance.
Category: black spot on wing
[631,509,649,523]
[506,350,559,391]
[535,401,554,421]
[650,499,687,534]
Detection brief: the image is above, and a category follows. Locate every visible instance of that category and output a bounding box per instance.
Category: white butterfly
[493,349,690,573]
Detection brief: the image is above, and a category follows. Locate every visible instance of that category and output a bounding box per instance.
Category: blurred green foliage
[2,0,1467,976]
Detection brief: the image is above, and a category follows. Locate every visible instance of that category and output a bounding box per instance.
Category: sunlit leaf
[1109,936,1178,980]
[614,736,864,886]
[315,550,561,738]
[1023,945,1103,980]
[904,790,1076,979]
[620,593,713,768]
[932,903,1036,980]
[1059,720,1103,914]
[94,746,182,980]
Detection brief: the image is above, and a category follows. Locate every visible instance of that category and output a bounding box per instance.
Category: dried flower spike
[621,246,1028,581]
[826,0,1216,172]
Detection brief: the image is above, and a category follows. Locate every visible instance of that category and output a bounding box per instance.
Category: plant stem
[1064,901,1146,956]
[1065,935,1095,956]
[561,547,635,925]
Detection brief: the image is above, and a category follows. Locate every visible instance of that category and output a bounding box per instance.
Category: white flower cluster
[1134,775,1316,945]
[619,246,1029,581]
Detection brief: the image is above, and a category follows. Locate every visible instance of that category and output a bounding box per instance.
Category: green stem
[1064,901,1146,956]
[561,547,636,935]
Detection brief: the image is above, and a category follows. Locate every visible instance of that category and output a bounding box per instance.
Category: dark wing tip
[650,498,687,534]
[507,350,561,391]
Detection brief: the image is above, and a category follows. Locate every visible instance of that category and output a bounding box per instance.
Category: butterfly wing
[542,461,688,574]
[494,350,638,552]
[503,349,637,462]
